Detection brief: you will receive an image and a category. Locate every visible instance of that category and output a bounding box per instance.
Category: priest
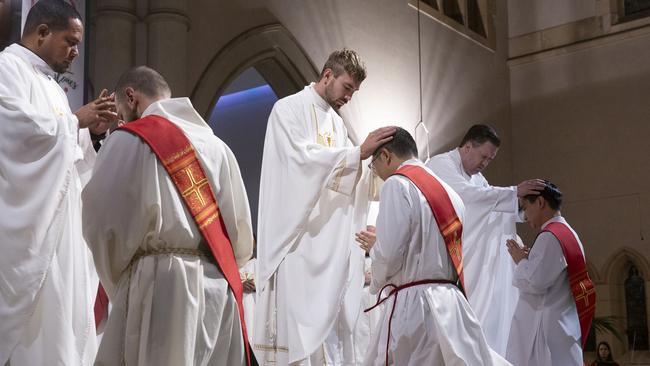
[253,48,395,365]
[506,182,594,366]
[425,124,545,354]
[82,66,254,365]
[0,1,115,364]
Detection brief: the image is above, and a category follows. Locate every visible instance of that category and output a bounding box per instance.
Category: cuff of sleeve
[326,147,362,196]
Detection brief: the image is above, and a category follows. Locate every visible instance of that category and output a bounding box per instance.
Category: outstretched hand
[517,179,546,197]
[360,126,397,160]
[75,89,118,132]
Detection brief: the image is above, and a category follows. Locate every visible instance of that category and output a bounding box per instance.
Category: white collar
[449,148,472,180]
[306,83,331,112]
[397,158,423,169]
[541,214,564,230]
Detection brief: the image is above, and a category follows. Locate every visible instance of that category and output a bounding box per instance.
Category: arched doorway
[193,24,319,231]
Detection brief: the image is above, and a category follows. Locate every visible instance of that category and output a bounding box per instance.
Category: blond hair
[320,48,367,83]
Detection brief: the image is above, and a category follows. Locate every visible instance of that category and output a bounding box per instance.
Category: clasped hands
[74,88,118,134]
[506,238,530,264]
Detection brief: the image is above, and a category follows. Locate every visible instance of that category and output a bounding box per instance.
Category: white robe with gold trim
[254,84,371,365]
[0,43,98,366]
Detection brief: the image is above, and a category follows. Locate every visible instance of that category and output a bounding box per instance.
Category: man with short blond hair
[254,48,395,365]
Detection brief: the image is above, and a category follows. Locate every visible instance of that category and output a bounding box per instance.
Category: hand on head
[517,179,546,197]
[75,88,118,132]
[360,126,397,160]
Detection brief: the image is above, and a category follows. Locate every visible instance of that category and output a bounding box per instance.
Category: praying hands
[506,239,529,264]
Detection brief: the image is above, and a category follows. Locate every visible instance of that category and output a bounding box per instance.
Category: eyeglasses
[367,155,379,170]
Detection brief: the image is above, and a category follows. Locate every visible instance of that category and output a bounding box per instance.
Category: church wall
[509,28,650,362]
[184,0,515,186]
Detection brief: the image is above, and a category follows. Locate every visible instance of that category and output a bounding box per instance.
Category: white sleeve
[369,177,411,294]
[427,156,518,214]
[512,232,567,294]
[214,142,254,268]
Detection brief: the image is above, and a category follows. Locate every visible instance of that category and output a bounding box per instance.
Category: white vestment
[240,258,257,343]
[364,160,510,366]
[0,43,98,365]
[426,148,519,355]
[82,98,254,366]
[506,215,583,366]
[254,84,370,365]
[351,257,380,365]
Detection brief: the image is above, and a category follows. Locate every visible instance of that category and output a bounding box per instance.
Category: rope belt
[364,279,456,366]
[122,245,214,365]
[131,246,212,265]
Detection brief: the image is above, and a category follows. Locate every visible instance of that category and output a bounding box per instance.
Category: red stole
[393,165,465,292]
[542,221,595,348]
[118,115,251,365]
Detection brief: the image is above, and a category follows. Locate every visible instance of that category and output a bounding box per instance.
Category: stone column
[146,0,189,96]
[91,0,136,94]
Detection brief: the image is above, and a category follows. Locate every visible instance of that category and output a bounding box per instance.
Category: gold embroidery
[181,167,210,207]
[575,281,596,307]
[163,145,194,165]
[254,344,289,353]
[199,212,219,229]
[311,104,336,147]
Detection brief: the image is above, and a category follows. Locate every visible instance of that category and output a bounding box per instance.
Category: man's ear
[124,87,136,105]
[322,68,333,84]
[36,24,50,43]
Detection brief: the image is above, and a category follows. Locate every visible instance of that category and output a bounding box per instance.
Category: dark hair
[373,127,418,159]
[114,66,171,101]
[320,48,367,83]
[524,180,562,210]
[596,341,615,361]
[23,0,82,37]
[459,124,501,148]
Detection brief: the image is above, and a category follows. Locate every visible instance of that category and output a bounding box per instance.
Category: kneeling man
[83,66,254,365]
[506,181,595,366]
[363,128,510,366]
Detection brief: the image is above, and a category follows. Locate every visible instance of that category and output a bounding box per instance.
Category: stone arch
[587,259,602,284]
[190,23,319,118]
[604,247,650,284]
[602,247,650,352]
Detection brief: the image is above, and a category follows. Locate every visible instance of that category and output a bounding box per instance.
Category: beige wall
[183,0,515,185]
[509,20,650,363]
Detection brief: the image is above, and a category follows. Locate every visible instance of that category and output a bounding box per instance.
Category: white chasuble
[426,148,520,355]
[0,43,98,365]
[82,98,254,366]
[254,84,371,365]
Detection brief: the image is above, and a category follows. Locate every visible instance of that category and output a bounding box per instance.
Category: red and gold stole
[119,115,251,365]
[542,221,596,347]
[393,165,465,292]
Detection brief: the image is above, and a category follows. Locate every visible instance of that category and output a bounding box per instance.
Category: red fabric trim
[118,115,251,365]
[542,221,596,348]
